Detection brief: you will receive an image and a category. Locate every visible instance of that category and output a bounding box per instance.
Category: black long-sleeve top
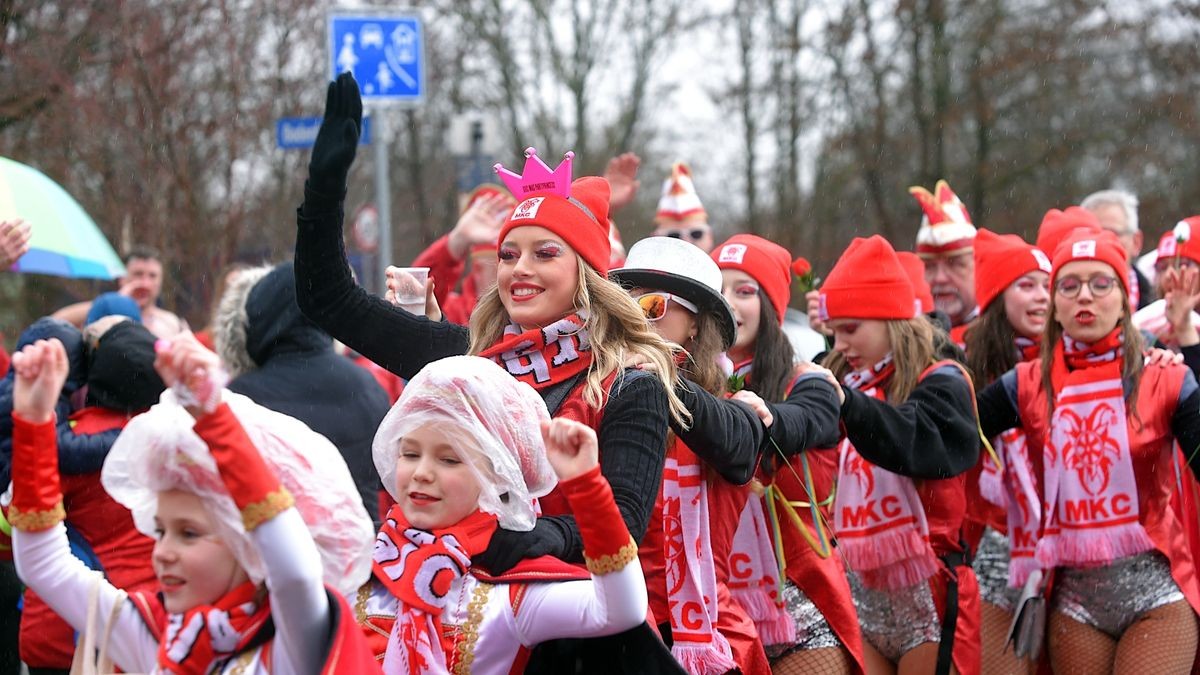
[673,380,765,485]
[976,366,1200,479]
[294,188,669,561]
[838,365,980,479]
[764,374,844,457]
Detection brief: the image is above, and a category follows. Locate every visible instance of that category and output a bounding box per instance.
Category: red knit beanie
[711,234,792,324]
[819,236,917,321]
[1156,217,1200,266]
[896,252,935,314]
[497,176,612,272]
[1036,206,1101,257]
[974,229,1052,313]
[1051,229,1130,296]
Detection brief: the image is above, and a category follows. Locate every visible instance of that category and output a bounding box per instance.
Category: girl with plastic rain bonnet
[356,355,650,674]
[9,334,379,674]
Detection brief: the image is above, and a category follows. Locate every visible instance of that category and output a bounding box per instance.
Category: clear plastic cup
[387,266,430,315]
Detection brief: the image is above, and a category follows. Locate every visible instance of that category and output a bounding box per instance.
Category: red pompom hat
[1035,206,1101,257]
[494,149,613,273]
[819,236,918,321]
[896,252,935,314]
[711,234,793,324]
[1051,229,1130,296]
[1156,217,1200,266]
[974,229,1053,313]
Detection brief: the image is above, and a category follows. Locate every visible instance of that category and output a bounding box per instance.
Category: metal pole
[373,109,392,296]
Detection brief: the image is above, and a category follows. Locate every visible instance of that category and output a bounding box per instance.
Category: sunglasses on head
[634,292,699,321]
[660,227,709,241]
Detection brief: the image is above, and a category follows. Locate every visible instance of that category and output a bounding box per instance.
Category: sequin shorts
[973,526,1021,611]
[764,580,841,659]
[847,572,941,662]
[1054,551,1184,637]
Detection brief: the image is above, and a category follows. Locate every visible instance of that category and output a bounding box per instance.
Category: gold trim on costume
[452,582,491,675]
[584,537,638,575]
[8,502,65,532]
[240,488,294,531]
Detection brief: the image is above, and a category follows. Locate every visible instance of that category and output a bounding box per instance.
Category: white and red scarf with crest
[373,507,498,675]
[833,355,940,590]
[662,443,738,674]
[478,313,592,390]
[1034,329,1154,575]
[979,337,1039,510]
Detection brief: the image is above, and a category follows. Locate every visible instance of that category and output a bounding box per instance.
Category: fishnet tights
[980,601,1033,675]
[769,646,853,675]
[1048,601,1197,675]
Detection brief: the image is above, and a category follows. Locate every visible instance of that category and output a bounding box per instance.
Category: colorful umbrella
[0,156,124,279]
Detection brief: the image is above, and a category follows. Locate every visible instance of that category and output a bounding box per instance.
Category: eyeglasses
[635,292,699,321]
[1054,275,1119,298]
[658,227,710,242]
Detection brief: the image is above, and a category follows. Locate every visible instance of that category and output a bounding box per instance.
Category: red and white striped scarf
[833,356,940,590]
[661,443,738,674]
[1035,330,1154,572]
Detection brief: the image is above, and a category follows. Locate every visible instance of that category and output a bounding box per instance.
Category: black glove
[306,72,363,198]
[475,519,566,575]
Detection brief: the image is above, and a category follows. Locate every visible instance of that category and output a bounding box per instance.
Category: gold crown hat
[910,179,977,257]
[655,162,707,226]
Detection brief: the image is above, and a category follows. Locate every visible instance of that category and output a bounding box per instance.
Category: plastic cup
[387,267,429,314]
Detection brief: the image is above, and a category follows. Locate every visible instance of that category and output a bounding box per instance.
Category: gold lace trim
[240,487,294,531]
[452,582,491,675]
[584,537,638,575]
[8,501,65,532]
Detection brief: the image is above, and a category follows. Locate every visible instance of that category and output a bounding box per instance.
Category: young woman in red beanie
[710,233,865,675]
[961,229,1052,675]
[817,234,982,675]
[976,229,1200,674]
[293,74,685,673]
[609,235,843,675]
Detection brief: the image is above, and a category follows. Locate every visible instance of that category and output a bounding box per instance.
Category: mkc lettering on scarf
[840,496,903,529]
[668,599,709,631]
[1060,494,1133,523]
[499,322,589,384]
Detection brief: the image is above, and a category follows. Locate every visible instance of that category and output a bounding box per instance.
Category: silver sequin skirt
[847,571,941,662]
[1054,551,1184,637]
[764,580,842,659]
[973,526,1021,611]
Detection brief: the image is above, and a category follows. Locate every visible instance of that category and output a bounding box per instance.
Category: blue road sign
[276,116,372,150]
[329,13,424,104]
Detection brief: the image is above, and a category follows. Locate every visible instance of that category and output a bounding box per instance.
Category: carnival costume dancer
[961,230,1052,675]
[609,236,843,674]
[10,334,378,673]
[977,229,1200,674]
[294,74,684,673]
[708,234,864,674]
[819,235,982,675]
[357,355,648,673]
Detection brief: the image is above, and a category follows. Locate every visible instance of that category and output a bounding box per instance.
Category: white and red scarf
[477,313,592,390]
[1035,330,1155,572]
[373,506,497,675]
[979,337,1041,509]
[157,582,271,675]
[661,444,738,674]
[833,356,940,590]
[728,494,795,647]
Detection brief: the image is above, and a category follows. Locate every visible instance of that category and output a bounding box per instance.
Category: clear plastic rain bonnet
[373,355,557,531]
[101,389,375,600]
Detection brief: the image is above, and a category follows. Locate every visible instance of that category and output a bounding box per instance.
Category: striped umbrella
[0,156,124,279]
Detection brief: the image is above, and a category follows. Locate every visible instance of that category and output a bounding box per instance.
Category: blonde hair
[467,261,691,427]
[823,317,937,403]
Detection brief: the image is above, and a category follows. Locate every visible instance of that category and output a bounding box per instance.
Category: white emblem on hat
[1072,240,1096,258]
[511,197,544,220]
[719,244,747,264]
[1031,248,1052,272]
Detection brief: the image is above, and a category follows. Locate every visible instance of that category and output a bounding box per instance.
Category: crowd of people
[1,71,1199,674]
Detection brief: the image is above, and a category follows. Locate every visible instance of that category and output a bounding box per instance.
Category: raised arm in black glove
[307,72,363,198]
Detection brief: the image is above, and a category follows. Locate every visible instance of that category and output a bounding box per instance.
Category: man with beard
[910,180,978,345]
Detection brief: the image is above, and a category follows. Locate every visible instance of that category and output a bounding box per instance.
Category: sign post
[329,12,424,295]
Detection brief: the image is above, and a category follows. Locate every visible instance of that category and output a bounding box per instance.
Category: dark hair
[682,310,728,396]
[964,301,1019,385]
[744,289,795,403]
[123,245,162,266]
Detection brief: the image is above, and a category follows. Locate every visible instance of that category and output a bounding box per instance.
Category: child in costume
[356,355,649,673]
[11,334,378,674]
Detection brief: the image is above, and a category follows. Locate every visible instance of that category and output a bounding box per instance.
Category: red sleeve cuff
[559,465,637,575]
[192,403,292,531]
[9,414,64,532]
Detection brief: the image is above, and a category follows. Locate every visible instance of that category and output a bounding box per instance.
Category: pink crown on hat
[494,147,574,199]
